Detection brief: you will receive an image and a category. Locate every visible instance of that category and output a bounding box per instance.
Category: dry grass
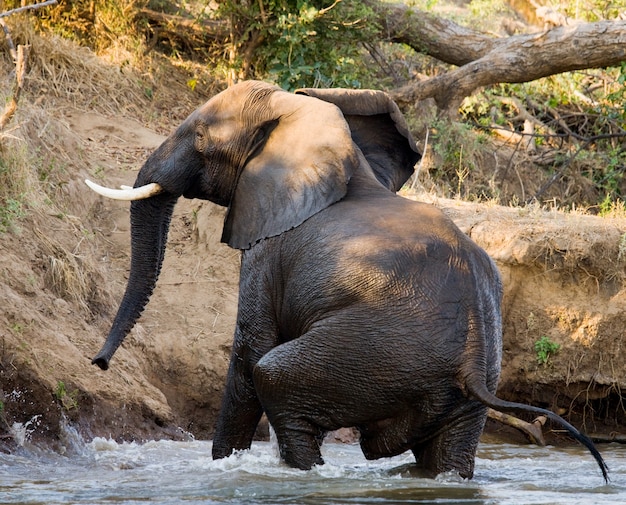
[35,228,92,313]
[11,21,148,116]
[0,20,150,310]
[4,17,219,124]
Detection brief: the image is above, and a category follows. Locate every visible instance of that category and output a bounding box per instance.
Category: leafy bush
[220,0,377,90]
[534,336,561,366]
[460,68,626,207]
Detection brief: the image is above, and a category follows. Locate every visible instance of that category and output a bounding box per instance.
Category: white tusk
[120,185,133,190]
[85,179,163,201]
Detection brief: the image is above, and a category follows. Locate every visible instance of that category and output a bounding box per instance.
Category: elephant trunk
[92,194,177,370]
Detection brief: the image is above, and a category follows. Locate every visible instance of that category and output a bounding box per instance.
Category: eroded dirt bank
[426,196,626,440]
[2,95,625,454]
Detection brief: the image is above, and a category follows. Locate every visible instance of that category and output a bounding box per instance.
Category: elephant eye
[195,127,209,152]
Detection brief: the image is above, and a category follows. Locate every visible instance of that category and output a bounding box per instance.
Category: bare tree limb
[0,18,17,61]
[367,0,497,66]
[391,19,626,110]
[366,1,626,112]
[0,44,30,131]
[1,1,59,132]
[0,0,58,19]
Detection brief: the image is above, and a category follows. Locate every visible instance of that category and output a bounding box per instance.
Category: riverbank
[1,28,625,454]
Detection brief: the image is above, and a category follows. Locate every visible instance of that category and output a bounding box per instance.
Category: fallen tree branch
[590,432,626,444]
[367,0,497,66]
[488,408,547,446]
[393,19,626,110]
[367,2,626,112]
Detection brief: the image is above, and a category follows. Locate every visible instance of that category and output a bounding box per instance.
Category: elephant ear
[295,88,421,192]
[222,88,359,250]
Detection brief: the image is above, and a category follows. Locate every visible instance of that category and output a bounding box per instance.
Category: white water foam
[1,421,624,505]
[10,414,41,446]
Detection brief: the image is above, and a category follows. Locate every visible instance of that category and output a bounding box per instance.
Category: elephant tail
[466,377,609,483]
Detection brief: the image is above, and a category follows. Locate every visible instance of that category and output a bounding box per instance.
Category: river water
[1,426,624,505]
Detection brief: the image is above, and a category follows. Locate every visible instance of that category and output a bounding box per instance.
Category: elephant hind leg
[271,417,325,470]
[411,404,488,479]
[253,355,325,470]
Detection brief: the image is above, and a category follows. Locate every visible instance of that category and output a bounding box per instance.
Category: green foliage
[534,336,561,366]
[0,198,26,234]
[460,67,626,208]
[557,0,626,21]
[33,0,380,89]
[598,194,626,217]
[429,118,490,199]
[220,1,377,90]
[55,381,79,411]
[6,0,626,209]
[467,0,510,27]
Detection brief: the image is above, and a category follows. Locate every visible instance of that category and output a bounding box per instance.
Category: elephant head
[87,81,420,370]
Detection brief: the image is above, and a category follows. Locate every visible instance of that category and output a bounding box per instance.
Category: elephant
[86,80,608,481]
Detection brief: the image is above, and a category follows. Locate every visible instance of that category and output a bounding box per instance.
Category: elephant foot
[274,427,324,470]
[411,408,487,480]
[412,438,476,480]
[265,416,325,470]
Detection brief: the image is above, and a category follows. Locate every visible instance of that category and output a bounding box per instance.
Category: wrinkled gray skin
[92,81,608,481]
